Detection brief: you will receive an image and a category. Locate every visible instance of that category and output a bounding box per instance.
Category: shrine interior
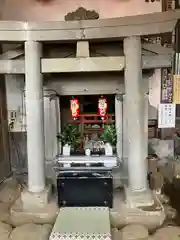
[60,94,115,155]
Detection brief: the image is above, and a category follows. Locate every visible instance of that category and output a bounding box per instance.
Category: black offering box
[57,170,113,208]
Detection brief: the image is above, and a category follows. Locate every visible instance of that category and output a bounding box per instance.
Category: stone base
[110,192,166,231]
[9,197,58,227]
[21,185,52,210]
[120,224,149,240]
[125,188,154,208]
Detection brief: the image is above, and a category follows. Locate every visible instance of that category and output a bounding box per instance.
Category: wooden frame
[70,113,115,137]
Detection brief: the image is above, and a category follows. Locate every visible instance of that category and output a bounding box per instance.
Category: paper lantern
[70,97,80,120]
[98,96,107,120]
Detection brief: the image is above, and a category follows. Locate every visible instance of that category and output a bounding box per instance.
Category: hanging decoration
[98,96,107,120]
[70,97,80,120]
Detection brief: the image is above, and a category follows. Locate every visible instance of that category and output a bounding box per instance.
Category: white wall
[6,75,24,111]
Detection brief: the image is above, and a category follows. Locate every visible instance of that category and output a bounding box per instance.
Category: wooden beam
[42,57,125,73]
[0,55,171,74]
[142,43,173,55]
[0,43,172,62]
[143,55,171,69]
[142,49,156,56]
[0,10,179,41]
[42,55,171,73]
[0,45,24,60]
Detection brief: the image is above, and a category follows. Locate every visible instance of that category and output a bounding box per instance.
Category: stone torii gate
[0,10,179,208]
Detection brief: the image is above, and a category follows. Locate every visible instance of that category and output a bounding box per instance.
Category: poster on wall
[158,103,176,128]
[161,68,173,103]
[173,75,180,104]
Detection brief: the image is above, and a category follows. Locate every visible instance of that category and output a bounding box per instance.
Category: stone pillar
[115,94,123,162]
[124,36,148,192]
[122,94,128,162]
[143,94,149,164]
[58,96,62,155]
[76,41,89,57]
[25,41,45,193]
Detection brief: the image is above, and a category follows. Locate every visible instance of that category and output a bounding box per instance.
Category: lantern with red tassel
[98,96,107,120]
[70,97,80,120]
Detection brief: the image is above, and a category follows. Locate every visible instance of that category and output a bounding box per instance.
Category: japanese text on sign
[158,103,175,128]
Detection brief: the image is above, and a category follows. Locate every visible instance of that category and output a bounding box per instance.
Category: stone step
[49,207,111,240]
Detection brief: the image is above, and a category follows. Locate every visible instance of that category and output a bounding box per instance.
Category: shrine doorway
[60,94,116,154]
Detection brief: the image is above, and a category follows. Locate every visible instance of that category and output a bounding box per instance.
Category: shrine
[0,1,180,238]
[0,8,178,206]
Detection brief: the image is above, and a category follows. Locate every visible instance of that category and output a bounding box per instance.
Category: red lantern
[98,96,107,120]
[70,97,80,120]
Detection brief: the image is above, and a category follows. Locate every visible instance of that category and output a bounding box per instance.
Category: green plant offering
[100,124,117,146]
[57,124,80,149]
